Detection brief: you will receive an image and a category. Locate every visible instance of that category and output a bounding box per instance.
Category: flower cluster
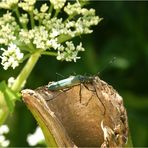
[0,0,18,9]
[50,0,66,10]
[0,43,24,70]
[18,0,36,12]
[57,42,85,62]
[0,12,19,45]
[0,125,10,147]
[0,0,102,70]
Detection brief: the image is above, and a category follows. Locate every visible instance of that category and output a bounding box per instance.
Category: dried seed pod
[22,76,128,147]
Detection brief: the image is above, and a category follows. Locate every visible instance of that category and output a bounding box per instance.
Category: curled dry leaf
[22,76,128,147]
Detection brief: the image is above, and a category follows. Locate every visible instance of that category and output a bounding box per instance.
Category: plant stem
[54,10,59,18]
[42,51,57,56]
[29,11,35,28]
[11,50,42,92]
[14,7,26,29]
[48,4,53,16]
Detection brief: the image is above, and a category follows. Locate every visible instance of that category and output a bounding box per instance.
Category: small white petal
[8,77,15,88]
[1,140,10,147]
[27,127,44,146]
[0,125,9,134]
[0,135,5,143]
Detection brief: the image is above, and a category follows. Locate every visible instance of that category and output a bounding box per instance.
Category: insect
[48,75,106,115]
[48,75,93,90]
[47,58,116,115]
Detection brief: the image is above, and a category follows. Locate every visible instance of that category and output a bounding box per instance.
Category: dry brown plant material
[22,76,128,147]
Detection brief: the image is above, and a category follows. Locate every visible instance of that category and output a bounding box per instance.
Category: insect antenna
[55,72,65,81]
[96,56,116,76]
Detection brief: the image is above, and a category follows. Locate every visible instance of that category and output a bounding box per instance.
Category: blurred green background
[1,1,148,147]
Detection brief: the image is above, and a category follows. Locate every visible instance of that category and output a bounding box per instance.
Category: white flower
[50,29,60,38]
[1,140,10,147]
[0,0,18,9]
[0,43,24,70]
[0,0,101,63]
[40,3,48,13]
[1,11,14,21]
[0,12,18,45]
[50,0,66,10]
[0,125,9,135]
[27,126,44,146]
[0,24,16,44]
[0,125,10,147]
[64,2,81,15]
[32,26,49,49]
[19,29,31,44]
[8,77,15,88]
[46,38,60,50]
[57,42,84,62]
[18,0,36,12]
[76,42,85,51]
[33,8,50,21]
[20,13,29,24]
[0,135,5,142]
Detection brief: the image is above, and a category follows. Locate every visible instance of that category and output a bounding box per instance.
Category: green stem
[14,7,26,29]
[54,10,60,18]
[63,15,74,23]
[29,11,35,28]
[14,7,20,18]
[57,34,72,43]
[48,4,53,16]
[42,51,57,56]
[11,50,42,92]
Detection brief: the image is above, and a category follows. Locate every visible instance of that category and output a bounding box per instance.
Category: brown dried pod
[22,76,128,147]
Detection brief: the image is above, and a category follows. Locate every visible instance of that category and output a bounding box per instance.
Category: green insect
[48,75,106,115]
[48,75,93,90]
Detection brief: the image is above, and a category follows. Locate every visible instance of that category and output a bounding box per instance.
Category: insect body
[48,75,93,90]
[48,75,106,115]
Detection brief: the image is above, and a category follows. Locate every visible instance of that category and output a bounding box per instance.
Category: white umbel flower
[0,0,101,63]
[0,43,24,70]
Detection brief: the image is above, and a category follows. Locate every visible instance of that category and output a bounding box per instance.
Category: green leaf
[0,81,20,112]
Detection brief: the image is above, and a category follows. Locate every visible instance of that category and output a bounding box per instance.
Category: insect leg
[46,91,63,102]
[79,83,94,106]
[93,82,106,115]
[79,83,82,103]
[46,87,71,102]
[84,93,94,106]
[83,83,95,92]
